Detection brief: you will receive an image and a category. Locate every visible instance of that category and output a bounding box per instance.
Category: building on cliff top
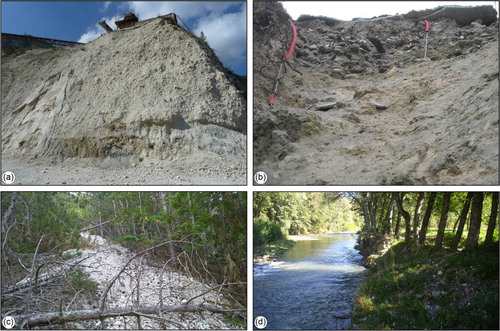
[99,12,178,33]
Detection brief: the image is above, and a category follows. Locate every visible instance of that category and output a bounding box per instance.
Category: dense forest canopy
[1,192,246,329]
[253,192,363,251]
[253,191,498,254]
[252,191,498,330]
[351,192,499,251]
[349,192,499,329]
[2,192,246,282]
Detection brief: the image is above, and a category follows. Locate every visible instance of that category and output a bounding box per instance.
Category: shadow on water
[254,233,366,330]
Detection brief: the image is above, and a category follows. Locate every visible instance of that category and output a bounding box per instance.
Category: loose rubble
[61,233,236,329]
[254,3,498,185]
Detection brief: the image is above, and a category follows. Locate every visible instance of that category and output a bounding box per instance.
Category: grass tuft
[351,241,499,329]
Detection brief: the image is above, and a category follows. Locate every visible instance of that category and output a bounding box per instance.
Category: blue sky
[2,1,246,75]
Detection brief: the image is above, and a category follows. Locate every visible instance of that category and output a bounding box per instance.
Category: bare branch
[98,239,193,311]
[184,282,246,306]
[65,289,84,312]
[15,303,244,328]
[128,311,186,329]
[27,235,45,311]
[81,220,112,232]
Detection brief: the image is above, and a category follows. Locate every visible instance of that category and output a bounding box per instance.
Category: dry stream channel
[254,234,366,329]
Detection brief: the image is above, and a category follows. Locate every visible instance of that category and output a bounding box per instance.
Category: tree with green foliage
[413,192,425,240]
[451,192,473,251]
[465,192,484,250]
[392,193,411,243]
[1,191,247,329]
[484,192,499,250]
[418,192,436,244]
[254,192,362,254]
[435,193,451,247]
[354,191,497,251]
[352,191,498,330]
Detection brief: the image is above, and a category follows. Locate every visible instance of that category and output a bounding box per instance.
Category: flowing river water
[254,233,366,330]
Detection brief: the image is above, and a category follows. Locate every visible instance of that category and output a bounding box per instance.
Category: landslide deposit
[2,16,246,185]
[8,233,240,329]
[254,3,498,185]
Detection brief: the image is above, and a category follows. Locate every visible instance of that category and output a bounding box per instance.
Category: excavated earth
[254,3,498,185]
[2,17,246,185]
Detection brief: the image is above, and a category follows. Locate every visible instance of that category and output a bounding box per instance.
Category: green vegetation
[351,192,499,330]
[351,242,499,329]
[1,192,247,325]
[254,238,295,259]
[254,216,285,246]
[69,192,247,287]
[253,192,362,257]
[1,192,83,254]
[68,269,99,293]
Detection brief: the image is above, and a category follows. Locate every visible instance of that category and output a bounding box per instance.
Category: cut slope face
[2,17,246,185]
[253,3,498,185]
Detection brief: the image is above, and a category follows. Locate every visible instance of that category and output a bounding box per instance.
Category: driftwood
[15,303,244,328]
[3,277,59,295]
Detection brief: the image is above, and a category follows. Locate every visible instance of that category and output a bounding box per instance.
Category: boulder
[370,100,388,110]
[315,102,337,111]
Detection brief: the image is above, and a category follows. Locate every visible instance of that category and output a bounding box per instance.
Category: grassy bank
[254,238,295,260]
[253,216,296,260]
[351,241,499,329]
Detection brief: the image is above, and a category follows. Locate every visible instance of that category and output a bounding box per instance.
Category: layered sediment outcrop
[2,16,246,185]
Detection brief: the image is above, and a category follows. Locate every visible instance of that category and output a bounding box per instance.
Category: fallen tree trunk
[15,303,245,328]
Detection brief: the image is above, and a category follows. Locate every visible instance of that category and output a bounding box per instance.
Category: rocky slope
[10,233,239,329]
[2,17,246,185]
[74,233,237,329]
[253,3,498,185]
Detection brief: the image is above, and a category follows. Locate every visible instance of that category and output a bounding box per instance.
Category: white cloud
[78,28,101,43]
[194,8,246,69]
[100,1,111,13]
[126,1,237,22]
[127,1,246,71]
[77,2,246,72]
[78,15,119,43]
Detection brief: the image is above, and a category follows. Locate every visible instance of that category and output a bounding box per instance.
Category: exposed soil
[2,16,246,185]
[253,3,498,185]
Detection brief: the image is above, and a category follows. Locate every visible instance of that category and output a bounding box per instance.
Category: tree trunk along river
[254,233,366,330]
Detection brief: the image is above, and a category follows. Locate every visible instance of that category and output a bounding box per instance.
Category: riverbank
[289,232,358,241]
[354,233,397,268]
[254,238,295,262]
[351,240,499,329]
